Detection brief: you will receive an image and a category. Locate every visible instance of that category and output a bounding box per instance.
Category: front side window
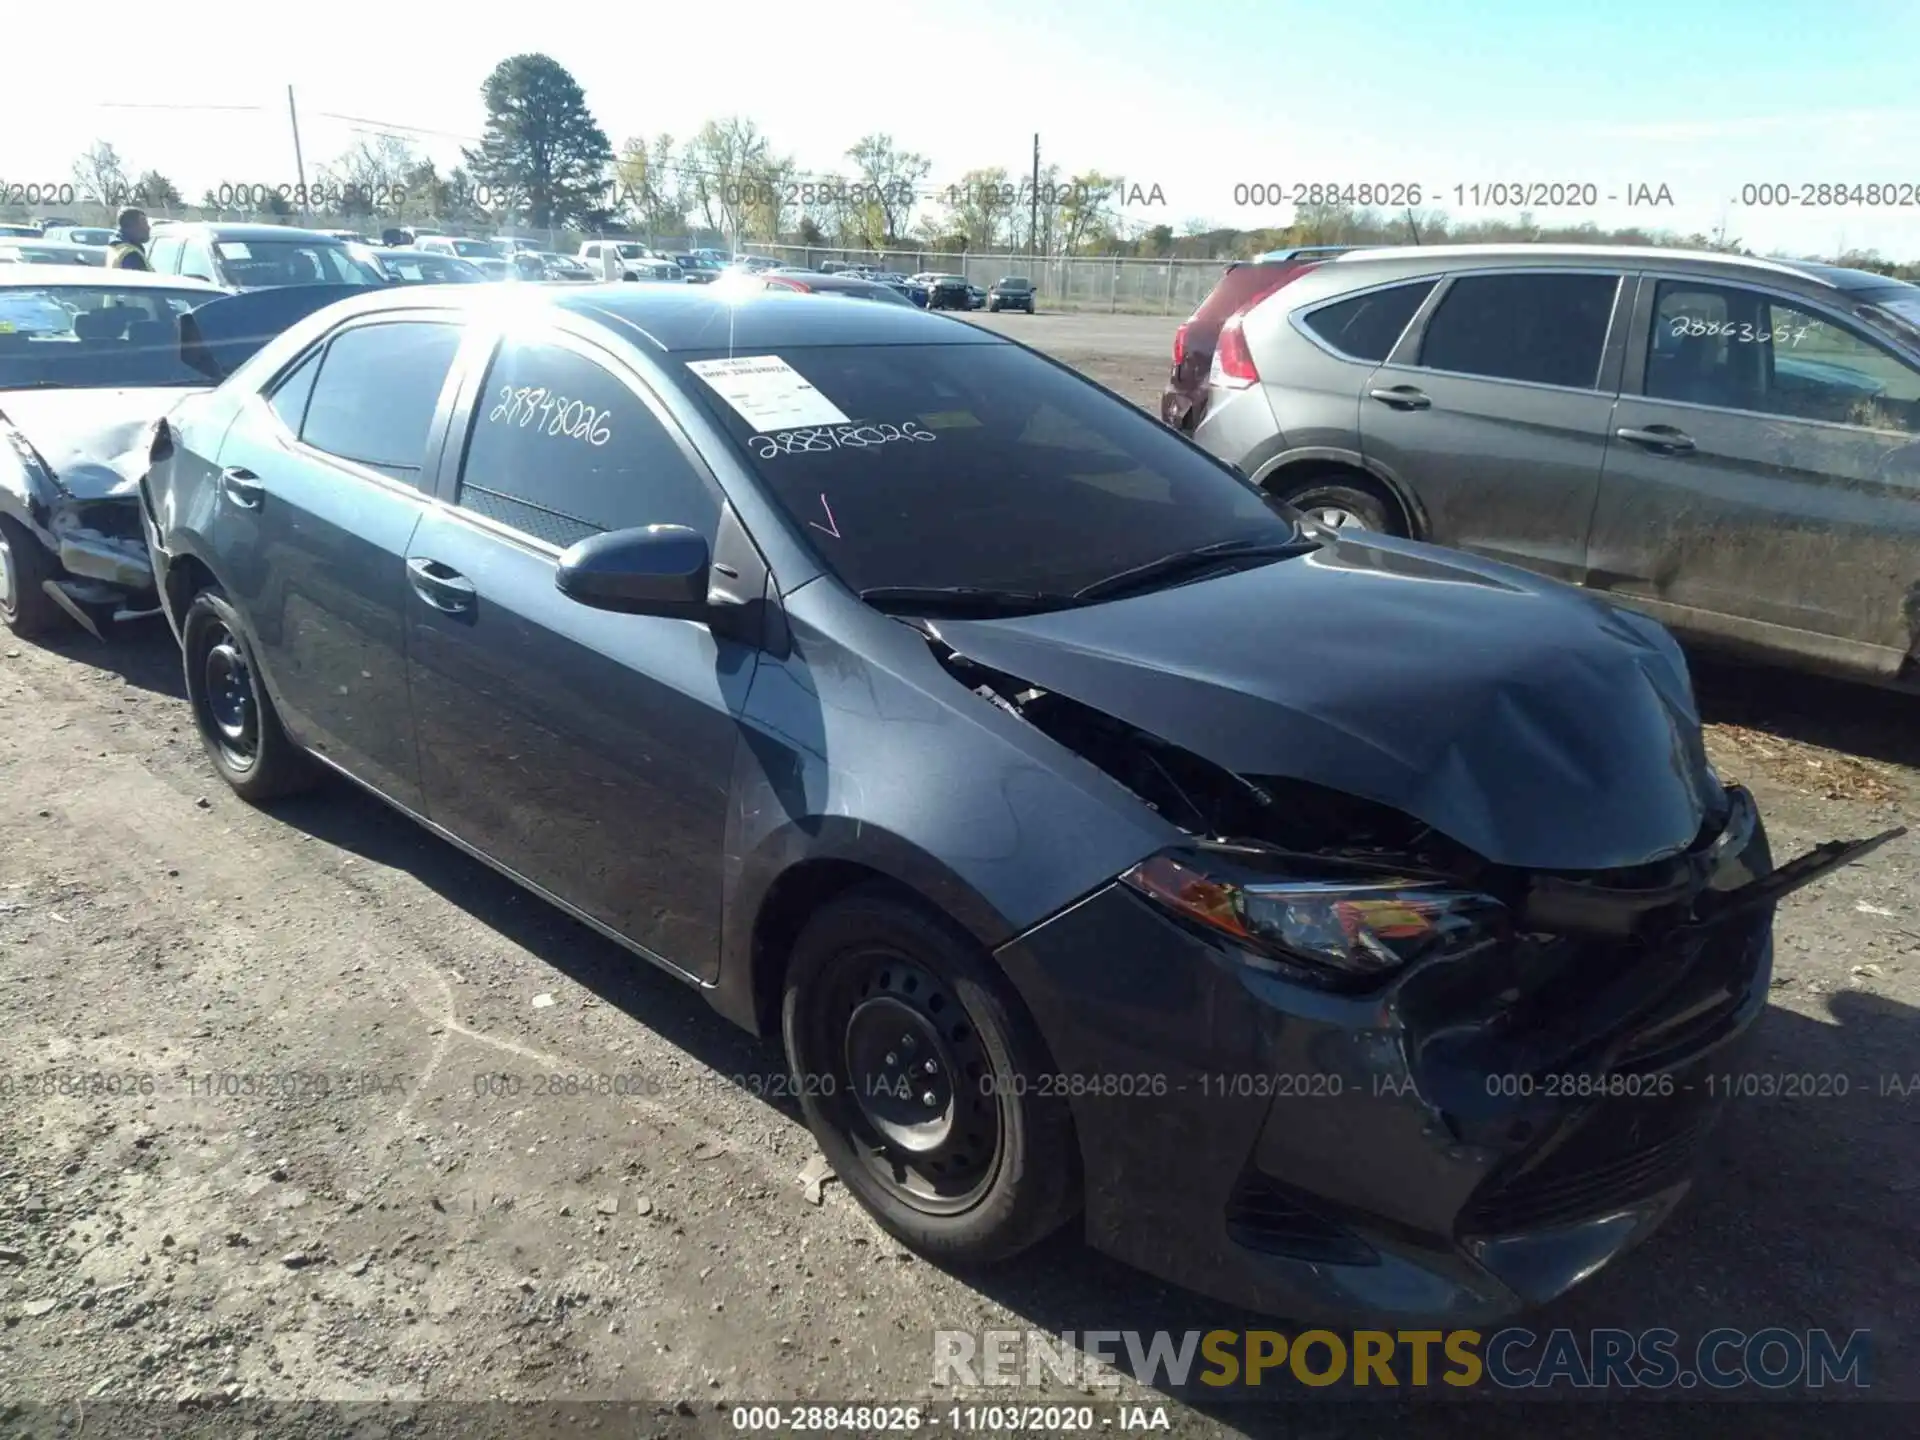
[1646,279,1920,432]
[455,339,719,549]
[1303,280,1437,362]
[147,235,184,273]
[298,321,463,484]
[1417,272,1620,389]
[679,342,1293,597]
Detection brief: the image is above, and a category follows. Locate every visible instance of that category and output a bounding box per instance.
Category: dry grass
[1705,721,1902,804]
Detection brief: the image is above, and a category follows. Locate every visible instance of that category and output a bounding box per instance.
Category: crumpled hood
[933,535,1723,873]
[0,386,205,500]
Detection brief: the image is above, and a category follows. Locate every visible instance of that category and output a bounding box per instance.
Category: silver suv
[1192,244,1920,690]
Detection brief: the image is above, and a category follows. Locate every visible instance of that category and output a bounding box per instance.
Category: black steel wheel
[783,887,1081,1263]
[181,586,317,803]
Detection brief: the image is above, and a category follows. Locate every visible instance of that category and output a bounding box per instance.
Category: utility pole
[288,86,308,219]
[1030,134,1040,263]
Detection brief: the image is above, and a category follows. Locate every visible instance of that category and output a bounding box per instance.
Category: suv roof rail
[1249,245,1369,263]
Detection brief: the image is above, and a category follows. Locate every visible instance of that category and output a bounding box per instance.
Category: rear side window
[148,236,184,274]
[1302,281,1436,362]
[268,347,322,432]
[455,339,719,548]
[299,321,463,485]
[1417,272,1620,389]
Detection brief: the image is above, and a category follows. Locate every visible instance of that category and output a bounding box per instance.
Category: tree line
[47,55,1920,278]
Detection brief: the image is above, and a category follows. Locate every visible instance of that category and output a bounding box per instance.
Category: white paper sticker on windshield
[686,355,850,432]
[216,241,252,259]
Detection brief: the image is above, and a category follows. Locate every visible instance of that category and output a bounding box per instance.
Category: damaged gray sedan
[143,284,1903,1324]
[0,266,227,637]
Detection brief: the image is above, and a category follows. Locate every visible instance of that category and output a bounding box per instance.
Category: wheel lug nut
[922,1091,937,1107]
[884,1052,897,1067]
[901,1036,915,1053]
[923,1060,936,1074]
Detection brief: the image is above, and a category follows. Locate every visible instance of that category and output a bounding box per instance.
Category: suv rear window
[1302,281,1435,362]
[1417,272,1620,389]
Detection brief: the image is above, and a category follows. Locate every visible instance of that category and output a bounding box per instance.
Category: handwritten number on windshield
[487,384,611,446]
[749,421,937,459]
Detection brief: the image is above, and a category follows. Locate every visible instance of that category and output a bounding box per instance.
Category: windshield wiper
[858,585,1085,617]
[1072,535,1319,603]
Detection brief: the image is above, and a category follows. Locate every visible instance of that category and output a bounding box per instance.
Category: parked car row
[1168,242,1920,690]
[1,261,1897,1332]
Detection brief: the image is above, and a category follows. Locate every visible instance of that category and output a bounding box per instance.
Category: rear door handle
[407,557,477,613]
[219,467,264,509]
[1368,386,1431,410]
[1616,425,1696,453]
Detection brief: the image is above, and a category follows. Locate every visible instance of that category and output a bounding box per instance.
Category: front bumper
[993,819,1777,1325]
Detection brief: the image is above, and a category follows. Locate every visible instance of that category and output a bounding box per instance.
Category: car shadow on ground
[1690,651,1920,773]
[18,615,184,698]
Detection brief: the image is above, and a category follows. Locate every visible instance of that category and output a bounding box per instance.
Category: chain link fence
[743,244,1226,314]
[3,196,1230,314]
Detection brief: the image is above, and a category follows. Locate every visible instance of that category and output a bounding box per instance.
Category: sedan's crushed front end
[995,781,1892,1323]
[1,406,166,635]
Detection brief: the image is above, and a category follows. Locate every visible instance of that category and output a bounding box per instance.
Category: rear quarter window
[1301,281,1436,361]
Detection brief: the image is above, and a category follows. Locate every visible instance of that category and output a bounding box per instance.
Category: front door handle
[407,557,477,613]
[1369,386,1431,410]
[1616,425,1696,453]
[219,467,264,509]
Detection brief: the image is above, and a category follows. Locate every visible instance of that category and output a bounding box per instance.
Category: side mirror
[555,525,710,619]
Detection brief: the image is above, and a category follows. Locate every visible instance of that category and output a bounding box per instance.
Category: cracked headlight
[1122,847,1510,987]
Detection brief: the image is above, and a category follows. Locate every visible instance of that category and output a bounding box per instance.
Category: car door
[1359,268,1630,583]
[209,315,470,809]
[1587,275,1920,676]
[403,326,757,978]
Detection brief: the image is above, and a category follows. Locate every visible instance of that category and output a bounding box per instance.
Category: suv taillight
[1211,315,1259,389]
[1172,322,1188,369]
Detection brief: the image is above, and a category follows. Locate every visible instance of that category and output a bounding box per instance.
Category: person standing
[105,208,152,270]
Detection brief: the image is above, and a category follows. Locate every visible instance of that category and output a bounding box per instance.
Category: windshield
[0,245,90,266]
[680,342,1295,596]
[60,228,113,246]
[217,239,384,287]
[0,285,215,389]
[997,278,1031,290]
[381,253,485,283]
[616,244,651,259]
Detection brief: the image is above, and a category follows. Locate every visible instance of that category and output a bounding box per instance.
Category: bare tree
[71,141,130,208]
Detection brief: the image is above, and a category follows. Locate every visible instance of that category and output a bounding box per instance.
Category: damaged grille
[1459,1102,1712,1234]
[1225,1171,1379,1264]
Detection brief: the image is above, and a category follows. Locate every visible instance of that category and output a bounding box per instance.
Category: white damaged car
[0,266,228,637]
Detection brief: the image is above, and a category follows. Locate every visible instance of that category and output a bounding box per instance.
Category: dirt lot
[1,314,1916,1437]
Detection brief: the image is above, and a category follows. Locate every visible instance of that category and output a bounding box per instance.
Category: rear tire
[782,886,1081,1265]
[1267,472,1405,536]
[181,587,317,804]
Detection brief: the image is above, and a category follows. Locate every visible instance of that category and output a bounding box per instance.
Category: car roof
[295,283,1004,352]
[0,264,225,291]
[168,222,357,243]
[1329,242,1834,286]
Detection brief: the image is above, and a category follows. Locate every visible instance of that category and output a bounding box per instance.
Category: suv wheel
[1268,474,1403,536]
[782,887,1081,1264]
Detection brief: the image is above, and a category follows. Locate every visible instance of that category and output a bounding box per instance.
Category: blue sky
[5,0,1917,256]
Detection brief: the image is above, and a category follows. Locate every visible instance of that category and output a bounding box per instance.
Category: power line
[97,102,266,111]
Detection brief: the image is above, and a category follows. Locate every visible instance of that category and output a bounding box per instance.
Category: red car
[1161,246,1363,432]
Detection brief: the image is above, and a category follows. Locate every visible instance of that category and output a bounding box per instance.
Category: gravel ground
[0,314,1915,1437]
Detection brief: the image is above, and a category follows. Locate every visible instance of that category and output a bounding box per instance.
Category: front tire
[181,587,317,803]
[782,887,1081,1264]
[0,516,65,637]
